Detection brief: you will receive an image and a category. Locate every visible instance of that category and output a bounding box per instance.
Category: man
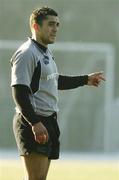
[10,6,105,180]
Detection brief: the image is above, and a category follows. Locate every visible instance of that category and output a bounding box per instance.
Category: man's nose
[54,25,59,32]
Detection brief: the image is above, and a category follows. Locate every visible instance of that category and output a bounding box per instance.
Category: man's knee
[21,153,50,180]
[27,172,47,180]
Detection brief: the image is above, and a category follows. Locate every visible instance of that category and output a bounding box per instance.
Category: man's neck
[32,34,48,48]
[31,37,47,53]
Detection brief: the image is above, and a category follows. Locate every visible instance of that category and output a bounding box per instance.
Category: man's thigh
[21,153,51,180]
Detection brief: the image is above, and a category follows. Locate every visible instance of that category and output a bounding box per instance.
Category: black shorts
[13,112,60,159]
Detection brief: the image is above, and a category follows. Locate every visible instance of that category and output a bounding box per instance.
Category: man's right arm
[12,84,41,126]
[12,85,49,143]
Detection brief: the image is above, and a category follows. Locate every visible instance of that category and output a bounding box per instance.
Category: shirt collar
[31,38,47,53]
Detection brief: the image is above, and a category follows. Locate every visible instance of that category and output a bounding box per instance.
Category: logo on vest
[47,73,58,81]
[43,56,49,65]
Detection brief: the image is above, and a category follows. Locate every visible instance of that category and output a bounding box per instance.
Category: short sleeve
[11,49,35,88]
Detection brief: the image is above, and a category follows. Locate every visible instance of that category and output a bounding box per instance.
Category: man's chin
[48,40,55,44]
[49,37,56,44]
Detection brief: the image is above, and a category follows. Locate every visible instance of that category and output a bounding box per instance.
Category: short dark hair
[30,6,58,27]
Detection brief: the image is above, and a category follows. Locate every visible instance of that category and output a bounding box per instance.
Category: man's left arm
[58,72,105,90]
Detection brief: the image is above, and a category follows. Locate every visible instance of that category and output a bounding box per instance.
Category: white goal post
[0,40,115,152]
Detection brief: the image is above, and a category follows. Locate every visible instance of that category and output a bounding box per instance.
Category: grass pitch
[0,159,119,180]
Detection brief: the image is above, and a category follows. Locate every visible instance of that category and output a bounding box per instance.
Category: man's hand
[87,71,105,87]
[32,122,49,144]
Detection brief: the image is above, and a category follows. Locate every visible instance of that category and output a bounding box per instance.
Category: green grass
[0,159,119,180]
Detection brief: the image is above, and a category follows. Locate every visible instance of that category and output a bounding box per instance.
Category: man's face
[37,15,60,45]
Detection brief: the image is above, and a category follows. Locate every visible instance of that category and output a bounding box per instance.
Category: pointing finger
[99,76,106,81]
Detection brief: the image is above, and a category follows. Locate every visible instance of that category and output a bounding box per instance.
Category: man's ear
[33,23,39,31]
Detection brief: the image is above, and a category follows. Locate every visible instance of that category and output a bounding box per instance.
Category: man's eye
[56,23,59,27]
[48,22,59,27]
